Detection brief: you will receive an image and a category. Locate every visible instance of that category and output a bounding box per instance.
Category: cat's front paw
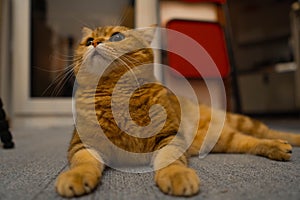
[259,139,292,161]
[155,165,200,196]
[55,166,100,197]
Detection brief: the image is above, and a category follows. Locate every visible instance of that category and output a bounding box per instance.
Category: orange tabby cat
[55,26,300,197]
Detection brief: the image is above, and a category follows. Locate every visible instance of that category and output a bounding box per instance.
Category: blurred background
[0,0,300,128]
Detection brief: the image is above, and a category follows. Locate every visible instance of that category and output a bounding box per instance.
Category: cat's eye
[86,38,94,46]
[109,32,125,42]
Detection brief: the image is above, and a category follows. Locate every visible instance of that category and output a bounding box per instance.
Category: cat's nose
[92,41,102,47]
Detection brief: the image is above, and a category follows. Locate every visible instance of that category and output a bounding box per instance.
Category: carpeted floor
[1,120,300,200]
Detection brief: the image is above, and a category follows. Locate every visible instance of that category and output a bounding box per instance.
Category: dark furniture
[0,98,14,149]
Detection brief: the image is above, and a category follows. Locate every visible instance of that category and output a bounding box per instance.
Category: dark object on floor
[0,98,14,149]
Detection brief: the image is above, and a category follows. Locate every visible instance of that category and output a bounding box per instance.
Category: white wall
[0,0,12,115]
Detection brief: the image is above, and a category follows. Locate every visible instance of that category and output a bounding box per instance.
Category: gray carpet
[1,121,300,200]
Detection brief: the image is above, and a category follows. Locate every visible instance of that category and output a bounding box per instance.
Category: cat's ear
[81,27,93,38]
[138,25,157,44]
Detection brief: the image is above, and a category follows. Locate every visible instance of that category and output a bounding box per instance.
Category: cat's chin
[82,53,112,76]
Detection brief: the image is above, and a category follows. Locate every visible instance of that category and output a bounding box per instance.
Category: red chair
[160,0,240,111]
[166,19,230,78]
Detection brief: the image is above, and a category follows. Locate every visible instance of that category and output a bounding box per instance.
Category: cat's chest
[95,90,157,125]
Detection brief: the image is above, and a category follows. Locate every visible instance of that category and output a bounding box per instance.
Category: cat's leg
[55,130,104,197]
[226,113,300,146]
[153,137,200,196]
[211,125,292,161]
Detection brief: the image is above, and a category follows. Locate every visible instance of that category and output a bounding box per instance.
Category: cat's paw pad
[263,139,292,161]
[55,168,100,197]
[155,165,200,196]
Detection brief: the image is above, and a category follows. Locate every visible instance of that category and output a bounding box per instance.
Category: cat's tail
[226,112,300,146]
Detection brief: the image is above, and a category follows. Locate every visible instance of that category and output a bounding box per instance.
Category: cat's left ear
[81,27,93,38]
[137,25,157,44]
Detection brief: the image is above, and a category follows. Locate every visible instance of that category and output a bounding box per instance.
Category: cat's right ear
[138,26,157,45]
[81,27,93,38]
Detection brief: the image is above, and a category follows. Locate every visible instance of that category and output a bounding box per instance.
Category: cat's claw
[155,165,200,196]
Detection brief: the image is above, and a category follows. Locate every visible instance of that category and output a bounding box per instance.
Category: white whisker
[41,62,77,97]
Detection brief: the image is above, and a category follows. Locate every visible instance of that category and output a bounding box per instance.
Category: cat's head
[74,26,155,78]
